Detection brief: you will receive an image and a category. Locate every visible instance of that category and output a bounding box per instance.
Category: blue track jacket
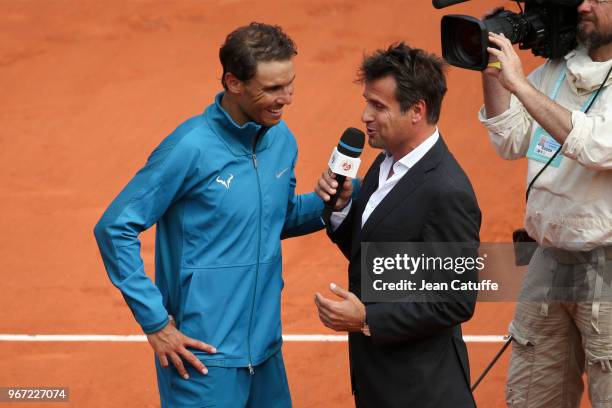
[94,92,324,368]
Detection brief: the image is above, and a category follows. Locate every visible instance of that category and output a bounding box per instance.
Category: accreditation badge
[526,126,563,167]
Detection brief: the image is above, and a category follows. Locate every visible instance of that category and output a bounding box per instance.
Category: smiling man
[315,43,481,408]
[94,23,324,408]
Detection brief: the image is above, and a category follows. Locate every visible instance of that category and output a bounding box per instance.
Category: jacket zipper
[247,131,264,375]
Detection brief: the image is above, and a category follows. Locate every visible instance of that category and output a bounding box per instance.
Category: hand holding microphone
[317,127,365,224]
[316,170,354,209]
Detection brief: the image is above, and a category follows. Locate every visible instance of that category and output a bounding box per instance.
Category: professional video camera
[434,0,582,71]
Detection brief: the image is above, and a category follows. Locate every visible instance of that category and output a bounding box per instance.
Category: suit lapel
[355,154,383,222]
[349,153,384,259]
[359,137,447,243]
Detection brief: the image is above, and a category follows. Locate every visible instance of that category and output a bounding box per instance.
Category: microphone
[322,127,365,224]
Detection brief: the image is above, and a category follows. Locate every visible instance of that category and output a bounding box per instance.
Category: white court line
[0,334,507,343]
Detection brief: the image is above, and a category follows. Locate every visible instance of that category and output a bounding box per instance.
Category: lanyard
[526,63,610,201]
[549,69,598,113]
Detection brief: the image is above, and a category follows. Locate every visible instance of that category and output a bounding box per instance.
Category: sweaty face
[577,0,612,50]
[237,60,295,127]
[361,76,413,154]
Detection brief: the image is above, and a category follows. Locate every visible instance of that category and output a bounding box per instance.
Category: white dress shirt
[330,128,440,230]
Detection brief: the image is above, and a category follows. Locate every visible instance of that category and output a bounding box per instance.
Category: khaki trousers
[506,247,612,408]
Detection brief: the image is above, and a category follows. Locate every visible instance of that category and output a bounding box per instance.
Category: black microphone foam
[337,127,365,158]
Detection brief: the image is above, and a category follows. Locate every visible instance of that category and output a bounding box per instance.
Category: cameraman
[479,1,612,407]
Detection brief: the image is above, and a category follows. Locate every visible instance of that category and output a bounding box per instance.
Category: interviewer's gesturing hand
[315,169,353,210]
[486,32,529,94]
[314,283,365,332]
[146,317,217,380]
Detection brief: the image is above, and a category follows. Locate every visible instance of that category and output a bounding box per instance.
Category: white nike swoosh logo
[276,167,289,178]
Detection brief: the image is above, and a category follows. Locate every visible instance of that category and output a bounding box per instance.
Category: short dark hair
[358,43,447,124]
[219,22,297,89]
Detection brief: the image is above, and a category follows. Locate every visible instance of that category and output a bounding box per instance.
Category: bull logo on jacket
[216,174,234,189]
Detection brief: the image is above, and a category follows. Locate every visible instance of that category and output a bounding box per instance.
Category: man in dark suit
[314,43,481,408]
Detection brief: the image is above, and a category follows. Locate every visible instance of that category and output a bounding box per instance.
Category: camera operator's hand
[482,33,572,142]
[486,33,529,95]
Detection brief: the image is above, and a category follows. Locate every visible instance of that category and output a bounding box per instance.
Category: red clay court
[0,1,592,407]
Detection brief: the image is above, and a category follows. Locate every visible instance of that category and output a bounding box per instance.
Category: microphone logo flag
[328,147,360,178]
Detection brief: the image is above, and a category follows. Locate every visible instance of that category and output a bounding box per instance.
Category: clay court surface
[0,1,593,407]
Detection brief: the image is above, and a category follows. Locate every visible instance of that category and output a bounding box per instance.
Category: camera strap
[525,62,612,202]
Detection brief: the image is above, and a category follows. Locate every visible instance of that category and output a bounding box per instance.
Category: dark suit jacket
[329,136,481,408]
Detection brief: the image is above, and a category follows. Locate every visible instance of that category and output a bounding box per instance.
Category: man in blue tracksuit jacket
[94,23,324,407]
